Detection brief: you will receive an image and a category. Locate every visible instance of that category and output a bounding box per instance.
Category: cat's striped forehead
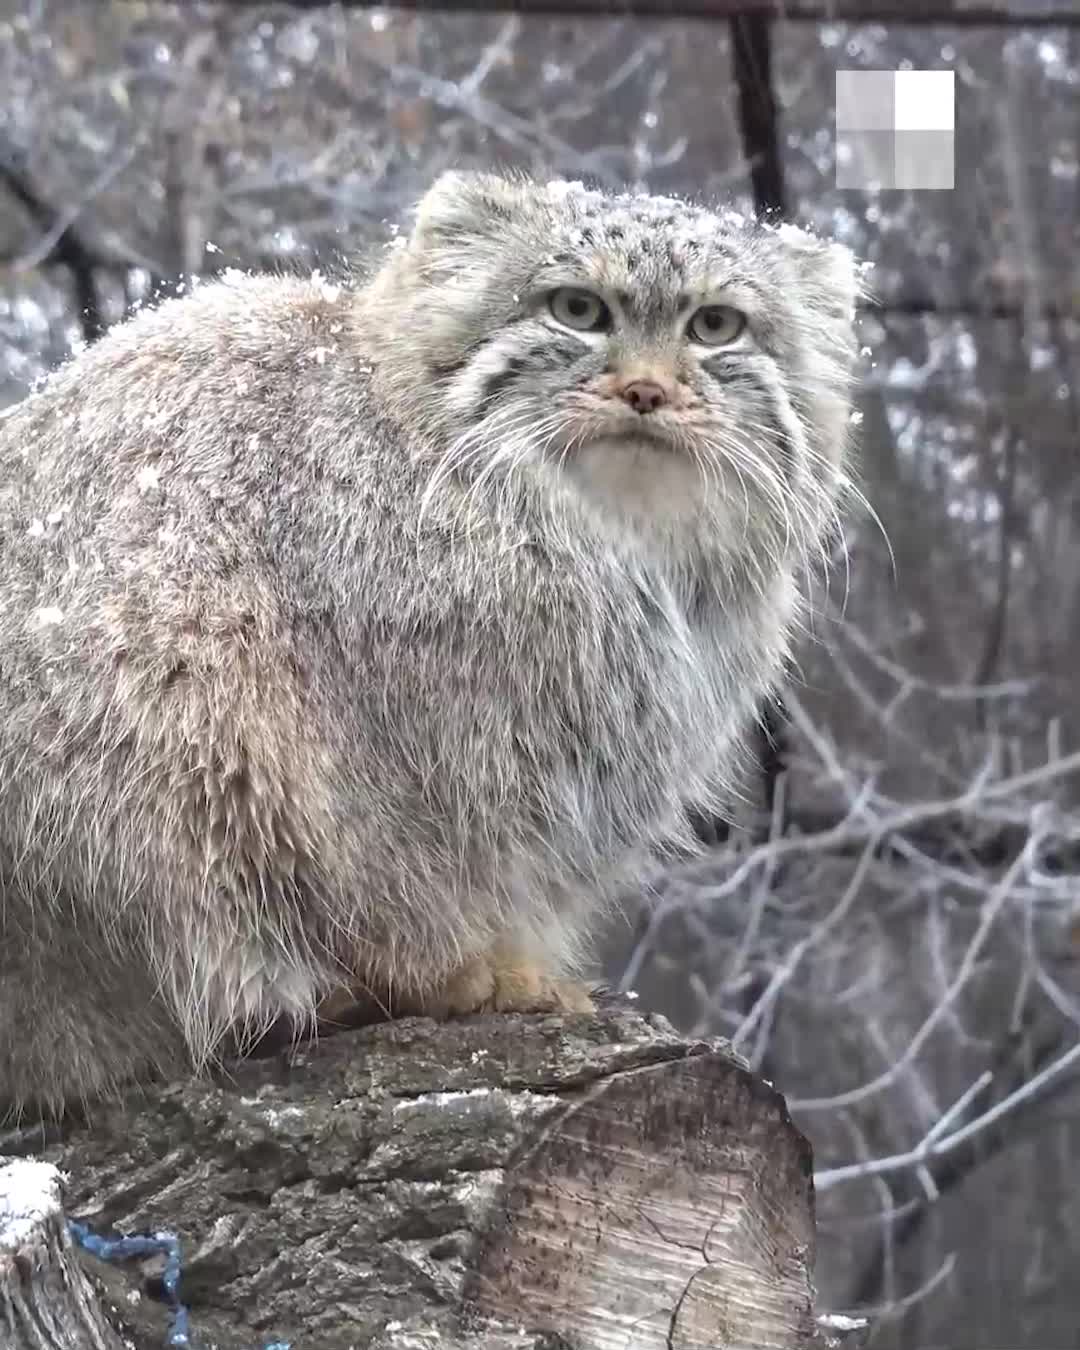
[547,179,751,236]
[536,180,758,287]
[482,182,790,335]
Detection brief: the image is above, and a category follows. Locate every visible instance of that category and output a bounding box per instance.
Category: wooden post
[2,1010,856,1349]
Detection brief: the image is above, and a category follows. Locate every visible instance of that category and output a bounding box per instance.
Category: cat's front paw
[426,942,595,1018]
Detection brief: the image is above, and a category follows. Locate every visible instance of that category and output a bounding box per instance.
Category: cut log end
[467,1054,816,1349]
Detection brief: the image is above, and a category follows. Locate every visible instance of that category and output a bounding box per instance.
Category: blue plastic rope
[68,1219,290,1350]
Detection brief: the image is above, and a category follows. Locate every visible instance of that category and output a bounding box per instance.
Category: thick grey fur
[0,171,860,1120]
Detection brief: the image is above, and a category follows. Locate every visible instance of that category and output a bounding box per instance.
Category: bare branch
[814,1040,1080,1192]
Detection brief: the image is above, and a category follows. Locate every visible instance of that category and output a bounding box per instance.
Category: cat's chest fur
[497,537,760,858]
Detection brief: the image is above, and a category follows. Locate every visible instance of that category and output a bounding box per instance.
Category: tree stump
[1,1009,839,1349]
[1,1158,127,1349]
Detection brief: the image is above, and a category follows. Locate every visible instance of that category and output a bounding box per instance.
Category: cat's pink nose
[619,379,668,415]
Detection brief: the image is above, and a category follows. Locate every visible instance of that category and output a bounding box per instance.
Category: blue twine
[68,1219,290,1350]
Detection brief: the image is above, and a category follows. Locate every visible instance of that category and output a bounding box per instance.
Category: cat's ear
[774,222,866,321]
[411,171,523,251]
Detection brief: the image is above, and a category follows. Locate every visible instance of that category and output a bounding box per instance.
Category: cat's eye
[548,288,610,333]
[687,305,746,346]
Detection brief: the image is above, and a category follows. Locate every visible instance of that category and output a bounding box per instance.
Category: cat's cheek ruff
[443,336,530,419]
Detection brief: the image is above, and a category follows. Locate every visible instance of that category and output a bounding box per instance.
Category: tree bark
[2,1009,841,1350]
